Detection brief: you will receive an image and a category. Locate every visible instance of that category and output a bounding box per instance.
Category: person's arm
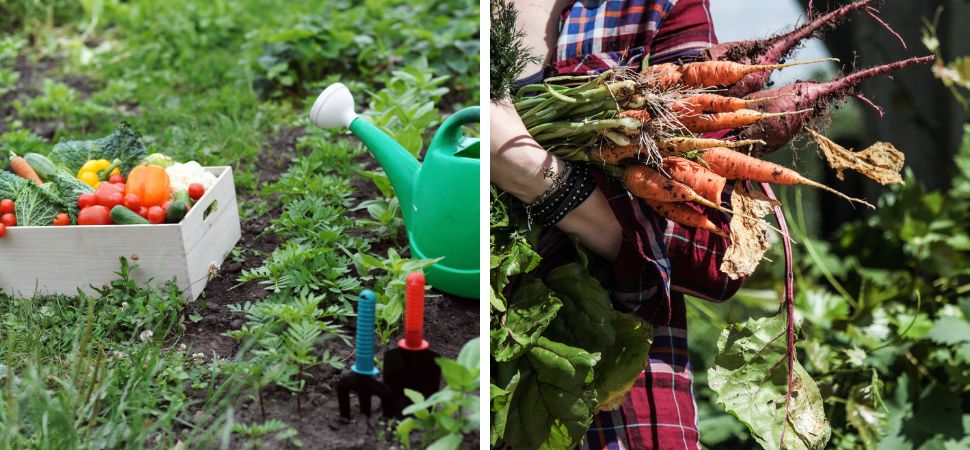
[490,99,623,261]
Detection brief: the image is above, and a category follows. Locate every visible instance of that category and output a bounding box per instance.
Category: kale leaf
[48,122,148,173]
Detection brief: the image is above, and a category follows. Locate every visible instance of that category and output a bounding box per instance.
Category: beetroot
[736,55,935,156]
[703,0,876,97]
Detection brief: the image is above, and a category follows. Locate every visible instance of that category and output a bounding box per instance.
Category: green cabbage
[47,170,94,221]
[48,122,148,174]
[12,181,65,226]
[0,170,27,200]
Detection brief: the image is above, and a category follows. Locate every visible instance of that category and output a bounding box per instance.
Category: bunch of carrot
[512,0,933,238]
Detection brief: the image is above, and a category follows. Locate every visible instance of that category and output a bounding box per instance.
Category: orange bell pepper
[126,164,171,207]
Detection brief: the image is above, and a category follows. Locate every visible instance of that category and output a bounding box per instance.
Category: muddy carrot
[644,198,727,237]
[699,146,874,208]
[677,58,836,88]
[661,157,727,204]
[679,109,812,134]
[657,137,766,154]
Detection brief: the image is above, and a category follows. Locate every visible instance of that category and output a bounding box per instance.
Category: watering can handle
[427,106,480,157]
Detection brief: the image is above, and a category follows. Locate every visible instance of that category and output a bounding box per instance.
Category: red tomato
[161,200,172,211]
[0,199,14,214]
[77,206,110,225]
[109,174,125,184]
[0,223,5,238]
[78,193,96,209]
[188,183,205,201]
[147,206,165,224]
[106,192,124,209]
[53,213,70,226]
[1,213,15,227]
[95,183,124,207]
[138,206,149,218]
[123,193,141,211]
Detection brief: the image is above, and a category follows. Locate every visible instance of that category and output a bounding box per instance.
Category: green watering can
[310,83,480,298]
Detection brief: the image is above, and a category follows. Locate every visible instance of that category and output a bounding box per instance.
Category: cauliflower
[166,161,218,194]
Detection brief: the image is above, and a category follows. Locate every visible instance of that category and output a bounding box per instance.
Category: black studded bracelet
[526,163,596,228]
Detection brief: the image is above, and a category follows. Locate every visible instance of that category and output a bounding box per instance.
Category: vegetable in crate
[47,122,148,174]
[76,158,121,188]
[8,152,42,185]
[126,164,171,207]
[166,161,217,194]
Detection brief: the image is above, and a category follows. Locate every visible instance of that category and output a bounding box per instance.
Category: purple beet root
[704,0,876,97]
[736,55,935,156]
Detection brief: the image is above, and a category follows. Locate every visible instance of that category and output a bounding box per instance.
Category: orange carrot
[679,108,811,133]
[699,147,874,208]
[9,152,42,185]
[641,63,682,89]
[644,199,727,237]
[624,165,786,232]
[595,144,640,165]
[675,94,785,114]
[678,58,835,88]
[619,109,652,123]
[661,157,726,204]
[657,137,766,154]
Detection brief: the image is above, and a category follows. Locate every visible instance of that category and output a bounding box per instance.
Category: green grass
[0,0,479,447]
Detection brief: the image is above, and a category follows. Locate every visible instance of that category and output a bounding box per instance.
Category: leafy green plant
[352,248,439,343]
[397,338,480,450]
[365,60,450,157]
[489,190,653,449]
[225,293,349,416]
[232,419,303,449]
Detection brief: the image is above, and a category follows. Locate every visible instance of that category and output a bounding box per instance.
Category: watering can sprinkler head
[310,83,358,129]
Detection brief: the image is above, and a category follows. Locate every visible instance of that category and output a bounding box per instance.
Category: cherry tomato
[188,183,205,201]
[0,199,14,214]
[0,223,5,238]
[138,206,149,218]
[78,193,96,209]
[147,206,165,224]
[161,200,172,211]
[53,213,70,226]
[109,174,125,184]
[78,205,110,225]
[1,213,16,227]
[123,193,141,212]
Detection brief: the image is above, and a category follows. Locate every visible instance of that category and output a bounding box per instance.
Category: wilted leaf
[808,129,905,186]
[708,313,831,450]
[720,184,777,279]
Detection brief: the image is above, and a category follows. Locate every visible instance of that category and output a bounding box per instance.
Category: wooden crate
[0,166,241,301]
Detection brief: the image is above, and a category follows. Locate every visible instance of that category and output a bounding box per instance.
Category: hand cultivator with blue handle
[337,290,395,420]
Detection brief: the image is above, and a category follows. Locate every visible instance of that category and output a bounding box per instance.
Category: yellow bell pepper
[77,159,121,188]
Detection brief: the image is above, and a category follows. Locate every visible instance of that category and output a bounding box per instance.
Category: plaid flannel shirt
[541,1,748,449]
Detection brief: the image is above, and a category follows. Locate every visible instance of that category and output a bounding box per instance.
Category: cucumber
[165,191,191,223]
[23,153,63,182]
[110,205,149,225]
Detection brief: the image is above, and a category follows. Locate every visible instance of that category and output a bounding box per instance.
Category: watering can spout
[310,83,418,221]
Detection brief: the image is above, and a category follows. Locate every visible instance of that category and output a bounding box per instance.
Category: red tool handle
[400,272,429,351]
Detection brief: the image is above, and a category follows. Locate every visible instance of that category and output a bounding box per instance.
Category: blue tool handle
[352,290,379,376]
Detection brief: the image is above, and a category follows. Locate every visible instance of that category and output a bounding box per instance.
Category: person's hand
[490,98,623,261]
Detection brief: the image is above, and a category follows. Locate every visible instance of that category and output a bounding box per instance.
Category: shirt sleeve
[650,0,718,63]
